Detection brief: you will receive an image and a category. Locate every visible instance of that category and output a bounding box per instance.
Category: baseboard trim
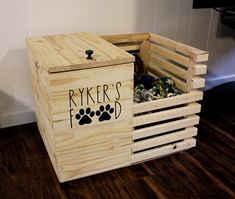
[0,110,36,128]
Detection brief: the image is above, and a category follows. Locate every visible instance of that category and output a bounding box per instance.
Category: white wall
[0,0,234,128]
[0,0,156,128]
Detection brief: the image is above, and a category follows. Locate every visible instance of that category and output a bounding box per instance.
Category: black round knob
[85,49,94,59]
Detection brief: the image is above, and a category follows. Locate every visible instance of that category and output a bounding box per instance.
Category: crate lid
[26,32,134,73]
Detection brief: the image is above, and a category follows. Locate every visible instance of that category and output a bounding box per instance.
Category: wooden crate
[26,32,135,182]
[26,32,208,182]
[102,32,208,164]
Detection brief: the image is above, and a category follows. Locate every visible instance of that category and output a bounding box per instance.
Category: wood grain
[133,91,203,114]
[101,32,150,44]
[133,103,201,127]
[27,32,135,73]
[150,33,209,62]
[133,115,200,140]
[26,31,208,183]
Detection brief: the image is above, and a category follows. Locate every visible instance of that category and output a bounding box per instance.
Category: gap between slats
[133,115,200,140]
[150,33,209,62]
[133,91,203,114]
[132,127,197,152]
[131,138,196,164]
[133,103,201,127]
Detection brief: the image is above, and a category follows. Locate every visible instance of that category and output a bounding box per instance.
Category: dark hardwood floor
[0,82,235,199]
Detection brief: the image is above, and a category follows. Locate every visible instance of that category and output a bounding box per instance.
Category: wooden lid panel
[26,32,134,73]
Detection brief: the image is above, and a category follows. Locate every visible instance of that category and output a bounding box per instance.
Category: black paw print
[96,104,114,122]
[75,108,95,125]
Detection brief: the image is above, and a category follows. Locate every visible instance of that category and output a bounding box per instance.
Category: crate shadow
[0,48,35,128]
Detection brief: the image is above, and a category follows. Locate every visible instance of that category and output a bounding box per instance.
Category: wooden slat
[116,43,140,51]
[149,62,187,92]
[32,82,52,124]
[134,91,203,114]
[34,100,57,178]
[55,120,132,151]
[140,40,150,72]
[131,138,196,164]
[58,154,130,183]
[133,115,199,140]
[28,49,51,94]
[35,99,55,152]
[49,63,133,92]
[48,63,133,131]
[133,103,201,127]
[101,32,150,44]
[149,53,188,79]
[36,118,60,181]
[132,127,197,152]
[193,64,207,75]
[150,43,192,67]
[192,77,206,89]
[150,33,209,62]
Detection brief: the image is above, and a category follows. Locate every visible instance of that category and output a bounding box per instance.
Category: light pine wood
[150,33,209,62]
[34,98,60,180]
[101,32,208,93]
[149,53,188,79]
[149,61,187,92]
[49,63,133,92]
[26,32,134,73]
[47,63,134,130]
[133,115,200,140]
[55,120,132,152]
[133,91,203,114]
[140,40,150,72]
[132,127,197,152]
[27,31,136,182]
[58,154,131,182]
[192,77,206,89]
[31,72,50,111]
[35,102,56,162]
[131,138,196,164]
[28,50,53,125]
[116,43,141,51]
[150,42,193,67]
[193,64,207,75]
[185,66,193,93]
[27,31,208,182]
[100,32,207,170]
[133,103,201,127]
[28,49,51,94]
[101,32,150,44]
[49,63,133,131]
[55,121,132,182]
